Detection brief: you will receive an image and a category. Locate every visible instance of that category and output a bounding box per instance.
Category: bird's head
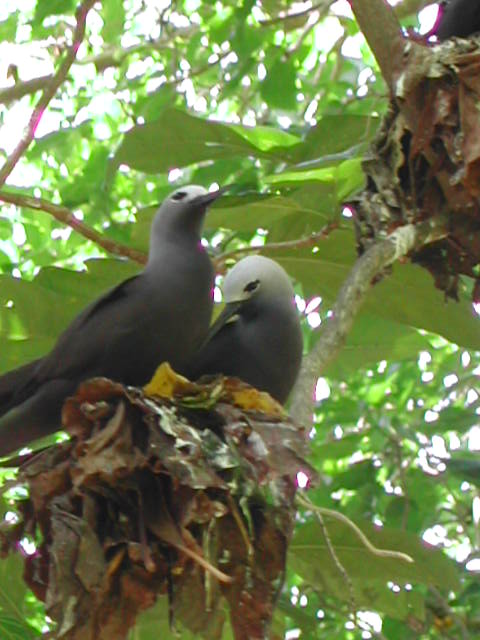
[223,255,295,310]
[204,256,296,342]
[150,185,223,251]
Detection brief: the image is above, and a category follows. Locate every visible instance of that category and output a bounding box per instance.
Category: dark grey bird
[434,0,480,40]
[0,185,222,455]
[183,255,303,404]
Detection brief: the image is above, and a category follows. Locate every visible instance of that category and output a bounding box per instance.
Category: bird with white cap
[184,255,303,404]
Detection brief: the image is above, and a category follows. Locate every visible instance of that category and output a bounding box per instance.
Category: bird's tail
[0,378,76,456]
[0,359,42,416]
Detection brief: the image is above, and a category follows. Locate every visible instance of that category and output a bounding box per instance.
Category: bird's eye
[244,279,260,293]
[172,191,187,201]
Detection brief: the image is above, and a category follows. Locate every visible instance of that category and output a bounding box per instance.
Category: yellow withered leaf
[225,380,285,417]
[143,362,191,400]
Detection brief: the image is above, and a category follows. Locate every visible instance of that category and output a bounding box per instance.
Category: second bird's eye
[244,279,260,293]
[172,191,187,201]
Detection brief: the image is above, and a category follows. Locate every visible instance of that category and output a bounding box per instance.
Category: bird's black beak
[201,299,243,346]
[192,186,228,209]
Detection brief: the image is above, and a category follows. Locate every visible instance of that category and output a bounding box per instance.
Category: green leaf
[290,516,459,619]
[265,158,366,201]
[325,314,430,378]
[230,124,300,152]
[0,12,19,41]
[446,452,480,486]
[113,109,299,175]
[273,229,480,351]
[0,613,38,640]
[289,114,381,163]
[205,193,326,233]
[382,617,418,640]
[130,594,233,639]
[330,459,377,490]
[33,0,75,23]
[367,265,480,350]
[434,405,479,435]
[0,555,40,638]
[101,0,125,44]
[260,59,298,110]
[311,432,365,460]
[128,598,181,639]
[29,122,94,160]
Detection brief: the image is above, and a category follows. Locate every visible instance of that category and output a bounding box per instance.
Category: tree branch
[0,191,147,265]
[428,586,470,640]
[0,26,202,106]
[0,38,228,113]
[349,0,408,91]
[0,75,55,106]
[0,0,96,188]
[0,192,335,272]
[257,1,329,26]
[213,222,338,270]
[289,217,448,425]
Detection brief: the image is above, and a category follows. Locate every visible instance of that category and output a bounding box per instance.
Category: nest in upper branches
[354,35,480,301]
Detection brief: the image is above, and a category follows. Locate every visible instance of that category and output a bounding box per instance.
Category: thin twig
[297,495,414,563]
[286,17,320,58]
[297,494,357,615]
[0,190,332,269]
[169,539,233,584]
[258,1,328,26]
[227,494,254,558]
[78,27,197,69]
[0,0,97,188]
[290,217,448,425]
[162,49,230,89]
[0,190,147,265]
[213,223,337,270]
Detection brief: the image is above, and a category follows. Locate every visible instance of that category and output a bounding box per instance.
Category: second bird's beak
[201,299,243,346]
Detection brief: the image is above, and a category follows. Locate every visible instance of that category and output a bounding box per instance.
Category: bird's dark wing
[0,378,78,453]
[32,273,143,382]
[0,358,43,416]
[0,276,141,414]
[63,273,141,333]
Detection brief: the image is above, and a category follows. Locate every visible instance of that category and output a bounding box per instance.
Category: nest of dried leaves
[0,365,313,640]
[355,37,480,301]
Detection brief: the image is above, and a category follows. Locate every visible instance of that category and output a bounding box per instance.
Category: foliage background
[0,0,479,638]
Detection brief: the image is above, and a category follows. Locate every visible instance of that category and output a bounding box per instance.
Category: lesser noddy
[434,0,480,40]
[183,255,303,404]
[0,185,222,455]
